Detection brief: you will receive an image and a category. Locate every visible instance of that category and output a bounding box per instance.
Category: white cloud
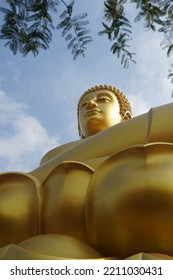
[0,90,60,172]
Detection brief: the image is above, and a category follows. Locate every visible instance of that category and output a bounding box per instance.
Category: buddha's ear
[122,111,132,120]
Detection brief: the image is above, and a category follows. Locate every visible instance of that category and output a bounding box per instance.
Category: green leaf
[167,44,173,57]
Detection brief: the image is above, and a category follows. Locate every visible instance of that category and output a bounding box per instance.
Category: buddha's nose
[86,100,97,109]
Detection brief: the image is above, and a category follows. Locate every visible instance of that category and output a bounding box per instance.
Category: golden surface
[86,143,173,258]
[0,172,41,246]
[0,85,173,259]
[42,162,94,242]
[0,235,103,260]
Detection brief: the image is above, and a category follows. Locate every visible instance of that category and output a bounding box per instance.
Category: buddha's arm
[30,111,149,182]
[40,140,82,165]
[30,103,173,183]
[147,103,173,143]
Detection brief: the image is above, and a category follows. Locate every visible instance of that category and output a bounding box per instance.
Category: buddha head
[77,85,132,138]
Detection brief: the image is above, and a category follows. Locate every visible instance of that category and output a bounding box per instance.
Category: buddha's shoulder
[40,140,83,165]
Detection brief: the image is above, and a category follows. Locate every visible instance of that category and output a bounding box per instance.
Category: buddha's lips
[85,109,101,117]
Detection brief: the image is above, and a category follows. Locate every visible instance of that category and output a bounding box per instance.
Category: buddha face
[79,89,122,138]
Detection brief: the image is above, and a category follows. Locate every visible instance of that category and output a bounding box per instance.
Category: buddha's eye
[97,96,111,102]
[81,102,88,109]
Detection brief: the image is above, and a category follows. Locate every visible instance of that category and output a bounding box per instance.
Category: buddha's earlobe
[122,111,132,121]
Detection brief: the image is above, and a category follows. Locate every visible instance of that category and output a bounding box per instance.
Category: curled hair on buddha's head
[77,84,132,138]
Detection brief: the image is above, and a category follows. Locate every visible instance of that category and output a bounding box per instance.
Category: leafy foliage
[56,1,92,59]
[131,0,173,56]
[99,0,136,68]
[0,0,92,58]
[0,0,173,89]
[0,0,57,56]
[168,63,173,96]
[99,0,173,69]
[99,0,173,89]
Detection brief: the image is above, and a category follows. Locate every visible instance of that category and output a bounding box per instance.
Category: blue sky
[0,0,172,172]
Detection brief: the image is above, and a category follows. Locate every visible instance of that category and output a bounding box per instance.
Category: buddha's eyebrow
[80,92,113,105]
[97,92,113,100]
[81,98,88,103]
[80,99,89,106]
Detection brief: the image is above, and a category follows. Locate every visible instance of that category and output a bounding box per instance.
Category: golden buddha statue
[1,84,173,260]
